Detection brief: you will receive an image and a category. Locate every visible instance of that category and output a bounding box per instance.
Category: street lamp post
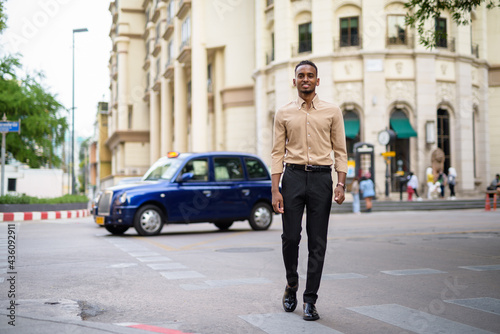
[71,28,88,195]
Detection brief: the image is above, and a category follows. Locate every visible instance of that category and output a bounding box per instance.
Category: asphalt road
[1,209,499,334]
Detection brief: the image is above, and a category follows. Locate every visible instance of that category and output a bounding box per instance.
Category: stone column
[191,0,208,152]
[174,61,188,152]
[150,89,161,163]
[214,48,225,151]
[115,36,130,131]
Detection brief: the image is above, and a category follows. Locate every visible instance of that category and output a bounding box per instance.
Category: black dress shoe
[303,302,319,321]
[282,285,298,312]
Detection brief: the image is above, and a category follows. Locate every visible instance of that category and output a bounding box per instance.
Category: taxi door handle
[203,190,212,197]
[241,189,250,196]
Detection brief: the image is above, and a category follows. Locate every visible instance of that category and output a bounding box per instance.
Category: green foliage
[0,0,6,33]
[0,55,68,168]
[405,0,500,49]
[0,193,89,204]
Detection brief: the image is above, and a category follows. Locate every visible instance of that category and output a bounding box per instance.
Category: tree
[0,0,6,33]
[405,0,500,49]
[0,57,68,168]
[0,1,68,169]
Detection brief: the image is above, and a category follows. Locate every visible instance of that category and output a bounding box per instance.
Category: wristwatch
[336,182,346,191]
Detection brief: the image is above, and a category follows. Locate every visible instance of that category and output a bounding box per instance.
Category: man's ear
[293,78,296,87]
[316,78,320,86]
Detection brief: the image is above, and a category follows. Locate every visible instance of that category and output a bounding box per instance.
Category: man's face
[293,64,319,94]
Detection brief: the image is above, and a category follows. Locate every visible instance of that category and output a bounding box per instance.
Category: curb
[0,209,90,222]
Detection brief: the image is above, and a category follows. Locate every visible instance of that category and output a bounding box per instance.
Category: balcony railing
[334,36,362,52]
[291,41,312,57]
[435,37,455,52]
[386,35,414,48]
[471,43,479,58]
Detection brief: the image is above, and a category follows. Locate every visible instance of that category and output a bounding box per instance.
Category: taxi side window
[214,157,244,181]
[181,159,208,182]
[245,158,269,179]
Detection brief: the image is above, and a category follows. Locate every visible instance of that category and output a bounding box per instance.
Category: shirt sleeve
[271,108,286,174]
[331,107,348,173]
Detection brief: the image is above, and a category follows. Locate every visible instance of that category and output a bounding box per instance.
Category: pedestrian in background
[448,167,457,200]
[359,173,375,212]
[271,60,348,321]
[437,169,447,198]
[406,172,421,201]
[351,177,360,214]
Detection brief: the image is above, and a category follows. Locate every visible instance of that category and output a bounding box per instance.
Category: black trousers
[281,167,333,304]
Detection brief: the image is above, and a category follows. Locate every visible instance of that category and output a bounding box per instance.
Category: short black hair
[295,60,318,76]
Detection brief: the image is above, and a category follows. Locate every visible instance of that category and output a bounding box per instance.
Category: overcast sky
[1,0,112,139]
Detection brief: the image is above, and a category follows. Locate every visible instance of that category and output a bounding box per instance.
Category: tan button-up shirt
[271,94,348,174]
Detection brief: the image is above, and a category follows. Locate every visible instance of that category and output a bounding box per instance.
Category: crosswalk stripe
[459,265,500,271]
[381,268,446,276]
[348,304,494,334]
[445,297,500,315]
[239,313,344,334]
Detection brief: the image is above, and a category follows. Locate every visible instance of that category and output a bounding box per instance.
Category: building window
[128,105,133,129]
[7,178,16,192]
[298,22,312,53]
[435,18,447,48]
[167,40,174,65]
[437,108,450,173]
[340,17,359,47]
[387,15,406,45]
[181,16,191,48]
[167,1,174,24]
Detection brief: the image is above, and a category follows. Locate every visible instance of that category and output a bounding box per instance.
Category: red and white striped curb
[0,209,90,222]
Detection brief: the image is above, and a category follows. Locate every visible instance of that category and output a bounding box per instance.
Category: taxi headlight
[118,192,128,204]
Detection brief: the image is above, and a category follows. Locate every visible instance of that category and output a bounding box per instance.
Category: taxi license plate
[96,216,105,225]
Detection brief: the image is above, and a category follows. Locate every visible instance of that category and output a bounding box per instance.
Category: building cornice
[106,130,150,150]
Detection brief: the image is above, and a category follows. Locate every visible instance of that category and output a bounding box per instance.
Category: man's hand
[334,172,346,205]
[334,186,345,204]
[271,173,284,213]
[272,190,284,213]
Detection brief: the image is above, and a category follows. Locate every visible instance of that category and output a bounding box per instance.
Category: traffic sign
[0,121,20,133]
[381,151,396,157]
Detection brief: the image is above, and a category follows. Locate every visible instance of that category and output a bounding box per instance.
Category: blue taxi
[93,152,273,236]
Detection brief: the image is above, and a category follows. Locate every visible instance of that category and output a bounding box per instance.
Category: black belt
[286,164,332,173]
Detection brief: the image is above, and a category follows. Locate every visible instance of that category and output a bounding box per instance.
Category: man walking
[271,60,348,321]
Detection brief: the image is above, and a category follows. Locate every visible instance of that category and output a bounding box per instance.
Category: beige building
[106,0,500,197]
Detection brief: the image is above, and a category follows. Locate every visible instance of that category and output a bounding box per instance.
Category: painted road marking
[239,313,344,334]
[348,304,494,334]
[381,268,446,276]
[459,265,500,271]
[128,251,161,257]
[160,271,205,280]
[445,297,500,315]
[147,263,187,270]
[137,256,172,262]
[115,323,192,334]
[300,273,367,280]
[180,277,272,290]
[108,263,138,268]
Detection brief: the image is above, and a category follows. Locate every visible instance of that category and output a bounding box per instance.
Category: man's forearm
[272,173,282,192]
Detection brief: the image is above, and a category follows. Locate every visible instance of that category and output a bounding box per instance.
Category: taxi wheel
[134,205,164,236]
[214,221,233,230]
[105,225,129,235]
[249,202,272,231]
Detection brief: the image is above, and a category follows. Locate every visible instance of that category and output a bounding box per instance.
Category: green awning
[344,118,360,139]
[390,118,417,138]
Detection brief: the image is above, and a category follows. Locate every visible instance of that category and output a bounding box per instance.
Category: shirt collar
[296,94,319,110]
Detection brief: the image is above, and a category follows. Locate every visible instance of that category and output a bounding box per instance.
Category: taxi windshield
[142,155,188,181]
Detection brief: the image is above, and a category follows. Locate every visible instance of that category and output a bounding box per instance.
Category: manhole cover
[216,247,274,253]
